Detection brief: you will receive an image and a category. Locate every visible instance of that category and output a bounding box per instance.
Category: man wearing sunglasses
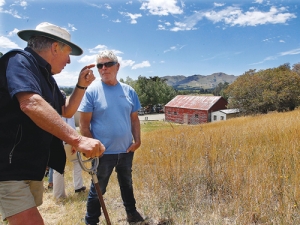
[78,50,144,224]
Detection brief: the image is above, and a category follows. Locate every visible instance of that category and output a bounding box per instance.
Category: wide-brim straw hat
[18,22,83,56]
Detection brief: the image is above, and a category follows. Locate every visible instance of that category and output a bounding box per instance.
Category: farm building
[211,108,240,122]
[164,95,228,124]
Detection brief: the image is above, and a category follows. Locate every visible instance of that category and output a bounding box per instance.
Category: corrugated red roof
[165,95,223,110]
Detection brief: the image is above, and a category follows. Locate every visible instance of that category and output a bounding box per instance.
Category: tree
[212,82,229,99]
[224,65,300,115]
[60,87,75,96]
[133,76,176,107]
[120,76,136,88]
[292,62,300,75]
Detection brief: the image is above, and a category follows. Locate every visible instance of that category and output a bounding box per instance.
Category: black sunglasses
[96,61,118,69]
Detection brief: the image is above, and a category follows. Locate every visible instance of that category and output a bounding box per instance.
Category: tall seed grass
[2,109,300,224]
[134,110,300,224]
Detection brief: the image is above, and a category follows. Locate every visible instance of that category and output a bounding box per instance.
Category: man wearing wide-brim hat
[0,22,105,225]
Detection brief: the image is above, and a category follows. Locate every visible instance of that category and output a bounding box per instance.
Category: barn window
[195,114,198,118]
[213,115,217,120]
[174,111,177,115]
[221,116,224,120]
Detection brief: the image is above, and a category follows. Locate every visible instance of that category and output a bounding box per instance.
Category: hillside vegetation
[225,65,300,115]
[162,73,237,90]
[33,109,300,224]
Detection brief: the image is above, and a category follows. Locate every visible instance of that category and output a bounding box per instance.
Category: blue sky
[1,0,299,87]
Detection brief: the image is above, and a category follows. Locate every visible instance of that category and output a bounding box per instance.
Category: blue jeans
[85,152,136,225]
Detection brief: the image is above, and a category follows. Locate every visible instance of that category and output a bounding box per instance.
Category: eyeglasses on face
[96,61,118,69]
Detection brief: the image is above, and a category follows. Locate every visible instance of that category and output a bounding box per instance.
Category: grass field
[3,109,300,224]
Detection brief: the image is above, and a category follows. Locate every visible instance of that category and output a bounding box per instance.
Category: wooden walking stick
[77,152,111,225]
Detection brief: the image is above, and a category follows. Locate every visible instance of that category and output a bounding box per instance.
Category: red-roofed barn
[164,95,228,124]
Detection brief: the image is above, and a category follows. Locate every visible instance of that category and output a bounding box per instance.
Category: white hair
[96,50,118,62]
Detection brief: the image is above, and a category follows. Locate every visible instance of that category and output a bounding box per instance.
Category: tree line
[59,62,300,116]
[223,63,300,115]
[120,76,177,108]
[60,76,177,109]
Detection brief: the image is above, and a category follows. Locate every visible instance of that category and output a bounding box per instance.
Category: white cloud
[119,58,135,68]
[164,46,176,53]
[158,24,165,30]
[132,61,151,69]
[170,18,198,32]
[20,1,27,9]
[68,23,77,32]
[140,0,183,16]
[7,28,19,37]
[233,6,295,26]
[262,36,284,43]
[88,3,102,9]
[0,7,22,18]
[120,12,142,24]
[112,49,124,56]
[78,54,97,64]
[0,0,27,18]
[251,48,300,65]
[54,70,83,87]
[279,40,285,43]
[214,2,224,7]
[171,21,197,31]
[0,36,20,49]
[164,44,185,53]
[280,48,300,56]
[170,5,296,31]
[104,3,111,10]
[113,19,121,23]
[88,45,107,54]
[158,21,171,30]
[254,0,263,4]
[205,6,296,27]
[102,13,108,19]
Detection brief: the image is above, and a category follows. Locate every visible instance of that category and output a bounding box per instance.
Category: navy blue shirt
[0,48,66,181]
[6,47,64,113]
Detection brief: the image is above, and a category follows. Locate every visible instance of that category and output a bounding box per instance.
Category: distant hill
[60,72,239,91]
[162,72,238,90]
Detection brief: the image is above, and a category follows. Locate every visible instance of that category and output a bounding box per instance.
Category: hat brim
[17,30,83,56]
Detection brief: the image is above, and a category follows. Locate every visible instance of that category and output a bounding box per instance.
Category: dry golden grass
[134,110,300,224]
[2,109,300,224]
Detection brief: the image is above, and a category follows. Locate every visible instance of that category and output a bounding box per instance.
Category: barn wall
[165,107,208,124]
[210,98,227,112]
[165,97,228,125]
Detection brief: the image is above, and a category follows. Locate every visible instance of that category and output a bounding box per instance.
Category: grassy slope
[5,109,300,224]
